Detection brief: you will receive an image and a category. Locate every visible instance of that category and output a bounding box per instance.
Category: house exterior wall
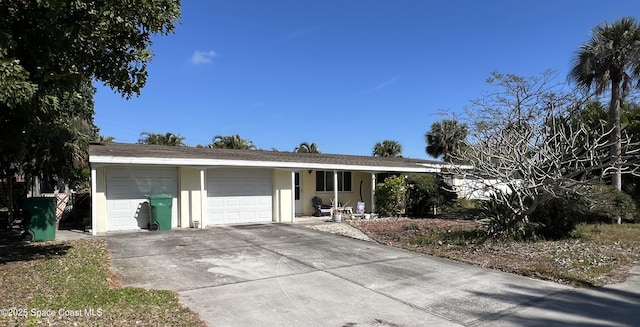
[272,169,293,223]
[93,165,291,233]
[352,171,373,212]
[444,175,513,200]
[299,170,375,215]
[94,167,107,234]
[179,167,201,228]
[91,163,408,233]
[300,170,315,215]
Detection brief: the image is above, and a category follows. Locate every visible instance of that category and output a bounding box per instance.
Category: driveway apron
[107,224,640,327]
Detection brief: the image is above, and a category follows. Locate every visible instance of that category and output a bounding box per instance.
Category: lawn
[0,238,204,327]
[352,218,640,287]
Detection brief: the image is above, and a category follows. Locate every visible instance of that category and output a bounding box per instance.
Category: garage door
[106,166,178,231]
[207,168,272,225]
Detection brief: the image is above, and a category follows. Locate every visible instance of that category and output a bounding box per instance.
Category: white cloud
[191,50,216,64]
[367,76,400,92]
[352,76,400,96]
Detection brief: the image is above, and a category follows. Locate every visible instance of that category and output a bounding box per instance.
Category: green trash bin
[147,194,173,231]
[22,197,57,241]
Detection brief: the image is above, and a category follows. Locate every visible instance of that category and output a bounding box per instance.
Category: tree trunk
[609,81,622,191]
[7,177,13,225]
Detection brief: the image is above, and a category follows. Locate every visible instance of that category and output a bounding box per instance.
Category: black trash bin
[22,197,57,241]
[146,194,173,231]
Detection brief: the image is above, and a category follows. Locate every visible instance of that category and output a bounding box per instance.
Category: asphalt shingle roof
[89,142,446,172]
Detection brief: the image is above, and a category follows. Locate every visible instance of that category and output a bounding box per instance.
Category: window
[294,172,300,200]
[316,171,351,192]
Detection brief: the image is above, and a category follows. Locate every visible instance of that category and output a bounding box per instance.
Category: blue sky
[93,0,640,159]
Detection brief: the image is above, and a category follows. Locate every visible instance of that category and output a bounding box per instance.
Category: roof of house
[89,142,452,173]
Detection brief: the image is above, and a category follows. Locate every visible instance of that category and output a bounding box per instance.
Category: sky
[93,0,640,159]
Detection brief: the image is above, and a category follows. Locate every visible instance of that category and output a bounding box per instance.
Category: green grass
[0,239,204,326]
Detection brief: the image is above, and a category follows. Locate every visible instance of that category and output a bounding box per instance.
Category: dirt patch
[352,218,640,287]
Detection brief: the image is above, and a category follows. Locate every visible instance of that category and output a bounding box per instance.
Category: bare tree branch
[444,72,640,223]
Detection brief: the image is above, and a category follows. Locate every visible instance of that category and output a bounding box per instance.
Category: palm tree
[425,119,468,162]
[138,132,186,146]
[294,142,321,153]
[209,134,256,150]
[569,17,640,190]
[96,135,115,143]
[372,140,403,157]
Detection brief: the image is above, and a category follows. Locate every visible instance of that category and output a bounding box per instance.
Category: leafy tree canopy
[209,134,257,150]
[138,132,186,146]
[425,119,469,163]
[0,0,181,187]
[569,16,640,190]
[0,0,181,100]
[372,140,403,157]
[294,142,321,153]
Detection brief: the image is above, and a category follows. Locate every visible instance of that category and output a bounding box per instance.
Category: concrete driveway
[107,224,640,327]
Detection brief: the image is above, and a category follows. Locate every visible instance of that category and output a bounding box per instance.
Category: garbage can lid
[146,194,173,199]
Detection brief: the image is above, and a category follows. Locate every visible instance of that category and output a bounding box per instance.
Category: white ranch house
[89,143,458,235]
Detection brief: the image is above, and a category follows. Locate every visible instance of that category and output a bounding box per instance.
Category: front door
[294,172,302,215]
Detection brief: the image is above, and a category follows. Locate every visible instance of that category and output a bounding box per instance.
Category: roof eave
[89,155,442,173]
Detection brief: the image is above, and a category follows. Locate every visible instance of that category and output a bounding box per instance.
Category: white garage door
[106,166,178,231]
[207,168,272,225]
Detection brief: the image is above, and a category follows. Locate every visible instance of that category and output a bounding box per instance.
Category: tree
[294,142,321,153]
[372,140,403,157]
[0,1,181,191]
[17,77,97,191]
[96,135,115,143]
[425,119,469,162]
[138,132,186,146]
[0,1,181,100]
[375,175,407,217]
[209,134,257,150]
[569,17,640,190]
[405,174,457,217]
[447,71,639,239]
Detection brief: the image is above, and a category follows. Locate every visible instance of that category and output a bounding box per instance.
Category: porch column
[199,168,205,229]
[370,173,376,214]
[291,171,296,223]
[333,170,339,212]
[91,167,97,236]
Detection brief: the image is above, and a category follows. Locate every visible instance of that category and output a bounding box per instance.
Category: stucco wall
[351,171,374,212]
[299,170,315,215]
[444,176,513,200]
[299,170,375,215]
[93,166,107,234]
[273,169,293,223]
[92,165,382,233]
[179,167,202,228]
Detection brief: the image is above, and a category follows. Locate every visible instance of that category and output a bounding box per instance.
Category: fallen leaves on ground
[352,218,640,287]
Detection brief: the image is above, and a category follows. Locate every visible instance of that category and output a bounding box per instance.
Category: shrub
[622,174,640,218]
[375,175,407,217]
[529,196,581,240]
[480,192,535,240]
[405,174,458,217]
[456,198,481,210]
[482,182,638,241]
[584,184,637,222]
[480,188,581,241]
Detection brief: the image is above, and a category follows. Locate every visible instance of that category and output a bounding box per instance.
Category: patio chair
[312,196,332,217]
